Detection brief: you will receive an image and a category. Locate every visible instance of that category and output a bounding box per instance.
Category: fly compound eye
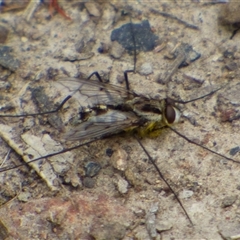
[165,105,175,124]
[165,105,181,125]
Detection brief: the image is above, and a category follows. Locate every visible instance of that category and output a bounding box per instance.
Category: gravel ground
[0,1,240,239]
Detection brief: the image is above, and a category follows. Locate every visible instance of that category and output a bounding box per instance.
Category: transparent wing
[64,110,139,141]
[54,77,136,107]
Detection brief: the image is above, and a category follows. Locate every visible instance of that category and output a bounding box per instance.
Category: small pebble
[83,177,96,188]
[179,190,194,199]
[138,62,153,75]
[85,2,101,17]
[106,148,114,157]
[85,162,101,177]
[18,192,31,202]
[155,221,172,232]
[110,41,125,59]
[111,148,128,171]
[229,146,240,156]
[69,175,82,188]
[117,177,128,194]
[0,46,20,71]
[221,195,237,208]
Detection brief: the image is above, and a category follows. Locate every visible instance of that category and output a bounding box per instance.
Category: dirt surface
[0,1,240,239]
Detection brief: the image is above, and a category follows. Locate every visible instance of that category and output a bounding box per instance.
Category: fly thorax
[131,99,163,122]
[134,110,163,122]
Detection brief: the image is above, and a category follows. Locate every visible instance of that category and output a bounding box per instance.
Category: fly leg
[87,69,135,92]
[123,70,134,91]
[87,71,103,82]
[0,73,104,118]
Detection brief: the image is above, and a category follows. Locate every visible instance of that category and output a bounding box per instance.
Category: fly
[0,68,237,227]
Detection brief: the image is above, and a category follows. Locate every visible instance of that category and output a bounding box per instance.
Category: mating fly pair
[0,19,239,229]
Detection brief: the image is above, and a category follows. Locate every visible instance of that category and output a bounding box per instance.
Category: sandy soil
[0,1,240,239]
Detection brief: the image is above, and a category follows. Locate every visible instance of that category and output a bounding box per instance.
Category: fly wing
[54,77,136,107]
[63,110,139,141]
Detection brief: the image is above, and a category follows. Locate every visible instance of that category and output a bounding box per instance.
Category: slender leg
[87,71,103,82]
[124,70,134,91]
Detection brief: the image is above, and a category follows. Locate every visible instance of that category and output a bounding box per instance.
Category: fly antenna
[169,127,240,164]
[134,134,194,226]
[173,84,226,105]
